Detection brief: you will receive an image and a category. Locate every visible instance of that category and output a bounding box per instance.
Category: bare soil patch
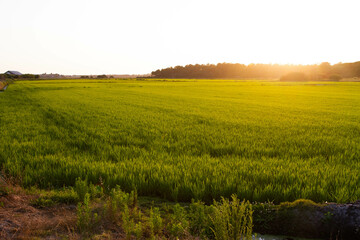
[0,186,77,240]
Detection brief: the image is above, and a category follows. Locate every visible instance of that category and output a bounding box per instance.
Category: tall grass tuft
[210,195,253,240]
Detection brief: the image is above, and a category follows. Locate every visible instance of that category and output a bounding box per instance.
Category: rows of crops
[0,79,359,203]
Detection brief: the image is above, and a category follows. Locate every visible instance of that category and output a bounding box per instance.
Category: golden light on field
[1,0,359,74]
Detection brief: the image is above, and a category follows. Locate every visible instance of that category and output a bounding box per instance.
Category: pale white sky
[0,0,359,74]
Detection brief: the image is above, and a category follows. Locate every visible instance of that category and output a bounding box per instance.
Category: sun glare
[0,0,359,74]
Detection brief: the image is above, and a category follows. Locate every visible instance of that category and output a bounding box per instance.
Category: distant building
[5,71,22,76]
[40,73,63,79]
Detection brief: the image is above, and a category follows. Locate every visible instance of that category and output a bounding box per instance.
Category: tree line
[151,62,360,80]
[0,73,39,80]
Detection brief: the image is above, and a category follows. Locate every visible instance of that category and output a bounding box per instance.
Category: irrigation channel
[0,85,7,91]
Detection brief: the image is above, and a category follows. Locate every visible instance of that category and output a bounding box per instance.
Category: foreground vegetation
[2,179,358,239]
[0,179,253,239]
[0,79,360,205]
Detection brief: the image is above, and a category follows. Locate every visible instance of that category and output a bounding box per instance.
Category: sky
[1,0,359,75]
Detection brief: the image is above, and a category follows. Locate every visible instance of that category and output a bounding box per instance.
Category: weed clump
[210,195,253,240]
[77,193,100,234]
[73,186,254,239]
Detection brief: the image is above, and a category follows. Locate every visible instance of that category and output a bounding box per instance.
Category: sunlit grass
[0,79,359,203]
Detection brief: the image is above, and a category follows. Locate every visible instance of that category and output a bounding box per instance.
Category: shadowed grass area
[0,79,359,203]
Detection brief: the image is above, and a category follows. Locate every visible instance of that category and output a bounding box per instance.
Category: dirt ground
[0,186,78,240]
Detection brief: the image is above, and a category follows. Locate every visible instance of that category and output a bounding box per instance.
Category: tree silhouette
[151,62,360,80]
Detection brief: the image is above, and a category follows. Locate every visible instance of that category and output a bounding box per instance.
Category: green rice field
[1,79,359,203]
